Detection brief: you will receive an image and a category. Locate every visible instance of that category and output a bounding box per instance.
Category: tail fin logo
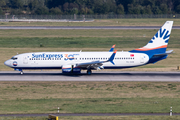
[149,28,170,44]
[131,21,173,52]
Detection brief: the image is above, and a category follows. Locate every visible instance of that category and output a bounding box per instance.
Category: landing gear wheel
[87,70,92,75]
[20,71,24,75]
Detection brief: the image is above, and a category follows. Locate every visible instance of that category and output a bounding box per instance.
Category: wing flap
[76,61,104,67]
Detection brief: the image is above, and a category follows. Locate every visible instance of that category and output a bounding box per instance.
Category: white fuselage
[4,51,149,70]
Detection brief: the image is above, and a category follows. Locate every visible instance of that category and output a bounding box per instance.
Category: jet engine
[62,65,81,74]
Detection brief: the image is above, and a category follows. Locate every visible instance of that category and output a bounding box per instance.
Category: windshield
[11,57,18,60]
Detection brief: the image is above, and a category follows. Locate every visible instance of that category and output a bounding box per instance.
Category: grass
[0,29,158,37]
[1,18,180,26]
[0,82,180,114]
[0,29,179,48]
[1,116,180,120]
[0,117,47,120]
[1,97,178,113]
[51,116,180,120]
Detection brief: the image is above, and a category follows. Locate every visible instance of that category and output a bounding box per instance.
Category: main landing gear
[87,69,92,75]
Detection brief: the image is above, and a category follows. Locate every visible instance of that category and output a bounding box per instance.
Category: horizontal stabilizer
[153,50,173,57]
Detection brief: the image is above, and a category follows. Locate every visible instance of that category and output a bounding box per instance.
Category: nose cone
[4,60,11,67]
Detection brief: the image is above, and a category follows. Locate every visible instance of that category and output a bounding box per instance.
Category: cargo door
[140,55,145,63]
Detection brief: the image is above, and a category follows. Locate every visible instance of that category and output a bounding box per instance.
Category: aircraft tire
[20,71,23,75]
[87,70,92,75]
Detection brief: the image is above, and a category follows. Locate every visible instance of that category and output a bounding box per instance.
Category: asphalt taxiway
[0,71,180,81]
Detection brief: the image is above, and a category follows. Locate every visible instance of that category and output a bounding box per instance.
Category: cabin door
[23,56,28,64]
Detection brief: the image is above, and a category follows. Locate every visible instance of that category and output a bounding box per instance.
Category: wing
[76,50,117,69]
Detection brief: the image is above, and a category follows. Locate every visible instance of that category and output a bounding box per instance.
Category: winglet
[108,50,117,65]
[109,44,116,52]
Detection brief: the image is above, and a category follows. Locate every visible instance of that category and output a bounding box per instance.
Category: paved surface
[0,71,180,81]
[0,26,180,29]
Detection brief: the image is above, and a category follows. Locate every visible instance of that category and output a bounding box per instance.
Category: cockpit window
[11,57,18,60]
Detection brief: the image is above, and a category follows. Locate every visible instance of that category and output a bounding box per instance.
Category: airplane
[4,21,173,75]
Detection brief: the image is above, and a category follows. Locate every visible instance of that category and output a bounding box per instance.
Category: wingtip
[114,50,117,53]
[112,44,116,48]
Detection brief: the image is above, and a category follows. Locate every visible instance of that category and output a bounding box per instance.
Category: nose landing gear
[20,71,24,75]
[14,68,24,75]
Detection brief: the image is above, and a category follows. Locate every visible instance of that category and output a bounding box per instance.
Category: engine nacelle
[62,65,81,74]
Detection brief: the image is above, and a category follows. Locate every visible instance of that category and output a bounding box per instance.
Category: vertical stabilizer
[130,21,173,55]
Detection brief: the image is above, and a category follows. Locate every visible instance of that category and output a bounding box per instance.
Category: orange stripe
[135,45,167,51]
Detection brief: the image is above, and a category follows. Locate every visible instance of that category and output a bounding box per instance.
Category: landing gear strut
[87,69,92,75]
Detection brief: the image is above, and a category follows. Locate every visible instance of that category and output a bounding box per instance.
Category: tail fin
[130,21,173,56]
